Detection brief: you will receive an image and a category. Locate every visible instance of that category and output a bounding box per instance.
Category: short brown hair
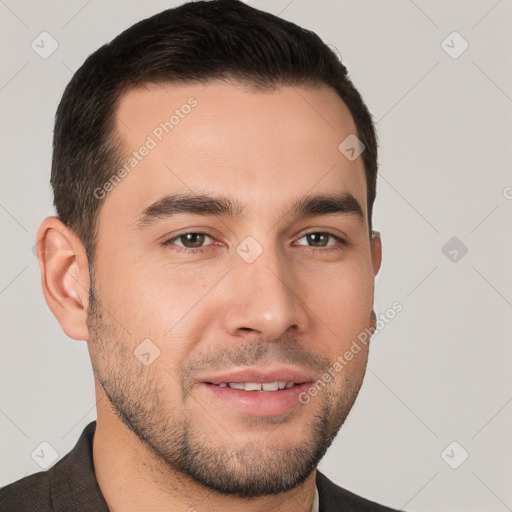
[51,0,378,264]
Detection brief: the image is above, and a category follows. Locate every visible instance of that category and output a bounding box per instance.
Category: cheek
[305,261,374,335]
[97,259,215,362]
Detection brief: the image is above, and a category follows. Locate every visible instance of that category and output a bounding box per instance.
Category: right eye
[161,232,216,252]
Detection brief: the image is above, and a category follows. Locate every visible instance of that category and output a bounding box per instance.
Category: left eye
[295,232,344,249]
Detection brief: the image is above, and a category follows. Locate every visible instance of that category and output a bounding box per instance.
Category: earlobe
[371,230,382,276]
[35,217,91,341]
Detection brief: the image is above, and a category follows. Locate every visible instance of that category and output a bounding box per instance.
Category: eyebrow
[135,191,364,229]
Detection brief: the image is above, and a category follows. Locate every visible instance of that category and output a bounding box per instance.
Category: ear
[369,309,377,332]
[35,217,91,341]
[370,230,382,276]
[368,231,382,332]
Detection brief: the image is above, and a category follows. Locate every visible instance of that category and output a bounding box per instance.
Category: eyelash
[161,231,347,254]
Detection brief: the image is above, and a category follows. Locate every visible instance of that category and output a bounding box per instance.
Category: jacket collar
[50,421,109,512]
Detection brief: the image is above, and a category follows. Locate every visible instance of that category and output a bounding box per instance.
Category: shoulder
[316,471,403,512]
[0,469,53,511]
[0,421,103,512]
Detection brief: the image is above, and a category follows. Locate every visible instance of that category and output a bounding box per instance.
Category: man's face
[87,81,380,497]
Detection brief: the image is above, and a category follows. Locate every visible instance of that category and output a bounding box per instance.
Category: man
[0,0,403,510]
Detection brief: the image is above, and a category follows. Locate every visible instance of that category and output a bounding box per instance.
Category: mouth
[199,368,315,416]
[206,381,302,391]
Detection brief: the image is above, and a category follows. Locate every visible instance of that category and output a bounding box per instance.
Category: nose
[221,242,309,342]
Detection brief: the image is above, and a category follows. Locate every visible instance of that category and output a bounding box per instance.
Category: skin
[36,80,382,512]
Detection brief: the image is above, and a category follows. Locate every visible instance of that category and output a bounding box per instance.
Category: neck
[92,386,316,512]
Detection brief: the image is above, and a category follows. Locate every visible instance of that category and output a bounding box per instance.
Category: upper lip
[201,366,316,385]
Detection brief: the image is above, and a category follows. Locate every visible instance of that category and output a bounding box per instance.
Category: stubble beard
[86,283,367,498]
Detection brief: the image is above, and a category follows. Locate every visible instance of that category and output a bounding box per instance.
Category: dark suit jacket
[0,421,402,511]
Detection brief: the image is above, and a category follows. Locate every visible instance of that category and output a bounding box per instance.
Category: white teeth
[244,382,262,391]
[220,381,295,391]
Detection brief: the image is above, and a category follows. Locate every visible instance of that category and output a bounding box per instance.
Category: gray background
[1,1,511,510]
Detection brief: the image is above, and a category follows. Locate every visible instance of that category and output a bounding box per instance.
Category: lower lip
[202,383,311,416]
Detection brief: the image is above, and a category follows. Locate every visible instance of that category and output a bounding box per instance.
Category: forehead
[103,80,367,226]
